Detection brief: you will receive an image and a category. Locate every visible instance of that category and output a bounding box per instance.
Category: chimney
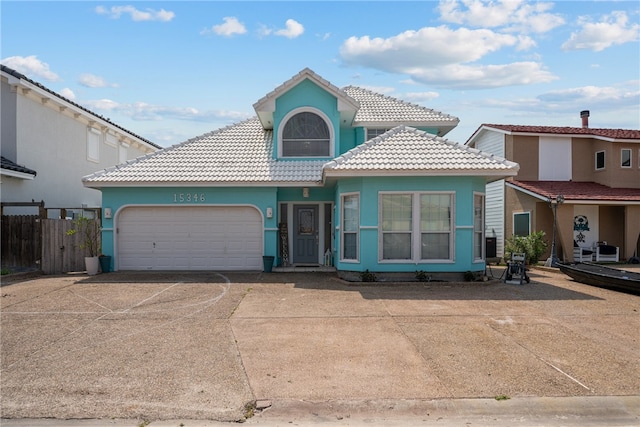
[580,110,590,128]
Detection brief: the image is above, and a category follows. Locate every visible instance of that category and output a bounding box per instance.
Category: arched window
[282,111,331,157]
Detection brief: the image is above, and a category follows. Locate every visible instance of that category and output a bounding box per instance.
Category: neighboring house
[83,68,519,276]
[1,64,161,218]
[466,112,640,263]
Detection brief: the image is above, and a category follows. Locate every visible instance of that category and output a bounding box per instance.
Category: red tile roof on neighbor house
[481,124,640,140]
[508,180,640,202]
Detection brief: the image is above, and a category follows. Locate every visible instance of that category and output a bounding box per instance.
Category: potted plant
[66,216,101,275]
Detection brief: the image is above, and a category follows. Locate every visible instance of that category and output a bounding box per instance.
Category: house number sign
[173,193,206,203]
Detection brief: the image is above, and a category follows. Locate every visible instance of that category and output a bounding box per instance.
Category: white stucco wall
[1,78,156,216]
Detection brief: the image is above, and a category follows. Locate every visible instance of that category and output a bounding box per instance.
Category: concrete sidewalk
[1,268,639,425]
[2,396,639,426]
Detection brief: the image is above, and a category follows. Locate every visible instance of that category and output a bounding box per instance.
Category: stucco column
[625,205,640,260]
[556,204,574,263]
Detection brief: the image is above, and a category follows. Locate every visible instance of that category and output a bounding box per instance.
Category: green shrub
[359,270,377,282]
[415,270,429,282]
[463,271,476,281]
[504,231,548,265]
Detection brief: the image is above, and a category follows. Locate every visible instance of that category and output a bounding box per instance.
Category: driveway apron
[1,268,639,423]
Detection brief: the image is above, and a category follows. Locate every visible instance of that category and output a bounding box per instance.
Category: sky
[2,0,639,147]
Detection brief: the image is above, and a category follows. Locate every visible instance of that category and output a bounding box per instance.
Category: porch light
[303,188,309,198]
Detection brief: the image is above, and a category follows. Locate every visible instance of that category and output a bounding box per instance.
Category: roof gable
[323,126,518,178]
[343,86,459,136]
[253,68,359,130]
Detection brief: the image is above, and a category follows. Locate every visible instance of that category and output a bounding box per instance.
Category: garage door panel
[118,206,263,271]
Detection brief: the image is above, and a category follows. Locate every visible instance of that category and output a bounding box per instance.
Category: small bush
[464,271,476,281]
[504,231,548,265]
[359,270,377,282]
[415,270,429,282]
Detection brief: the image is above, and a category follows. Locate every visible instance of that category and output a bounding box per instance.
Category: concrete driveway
[1,268,639,425]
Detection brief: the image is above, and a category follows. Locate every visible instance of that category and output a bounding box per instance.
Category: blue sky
[2,1,639,147]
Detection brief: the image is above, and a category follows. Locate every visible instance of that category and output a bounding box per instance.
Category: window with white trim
[366,128,391,140]
[281,110,331,157]
[87,128,100,162]
[473,193,485,260]
[621,148,631,168]
[513,212,530,237]
[380,192,454,261]
[341,193,359,261]
[595,151,605,170]
[381,194,412,259]
[420,194,453,260]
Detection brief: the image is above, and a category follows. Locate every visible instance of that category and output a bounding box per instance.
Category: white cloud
[339,26,548,89]
[84,99,121,111]
[408,62,557,89]
[257,24,272,38]
[258,19,304,39]
[95,5,175,22]
[538,83,640,109]
[476,81,640,114]
[59,88,76,100]
[274,19,304,39]
[562,11,639,52]
[78,73,118,88]
[205,17,247,37]
[360,85,396,94]
[0,55,59,81]
[403,91,440,102]
[83,99,249,123]
[341,26,530,69]
[438,0,564,33]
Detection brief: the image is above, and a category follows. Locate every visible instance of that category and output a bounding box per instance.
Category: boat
[558,262,640,295]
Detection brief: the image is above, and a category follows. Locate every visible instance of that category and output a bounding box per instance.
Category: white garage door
[117,206,263,270]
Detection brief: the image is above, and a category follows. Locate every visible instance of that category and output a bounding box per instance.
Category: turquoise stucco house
[83,68,519,278]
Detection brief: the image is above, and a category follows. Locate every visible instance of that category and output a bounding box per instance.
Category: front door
[293,205,319,264]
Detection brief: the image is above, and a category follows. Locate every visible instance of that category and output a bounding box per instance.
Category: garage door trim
[113,204,264,271]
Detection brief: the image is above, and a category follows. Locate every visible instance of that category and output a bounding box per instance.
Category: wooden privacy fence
[41,219,100,274]
[1,216,101,274]
[1,215,42,270]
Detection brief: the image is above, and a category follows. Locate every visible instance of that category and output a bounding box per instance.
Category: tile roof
[83,117,327,186]
[478,124,640,141]
[323,126,519,177]
[253,68,359,130]
[1,64,162,150]
[343,86,459,130]
[1,156,37,176]
[254,68,359,112]
[508,180,640,202]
